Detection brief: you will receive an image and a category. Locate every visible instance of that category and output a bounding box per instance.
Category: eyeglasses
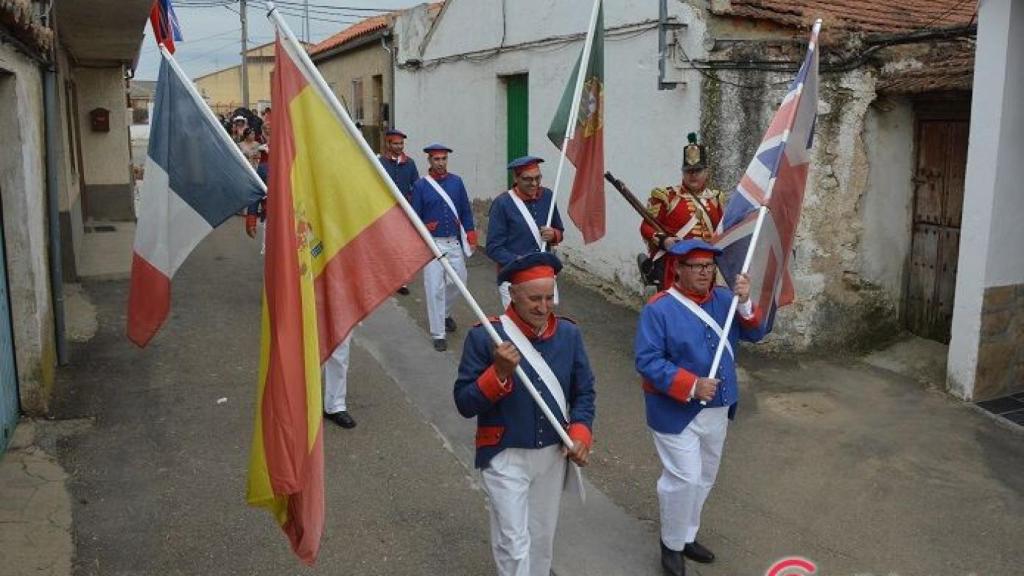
[681,262,716,273]
[518,175,542,184]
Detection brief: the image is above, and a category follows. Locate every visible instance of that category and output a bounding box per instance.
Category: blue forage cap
[385,129,407,139]
[423,143,453,154]
[497,252,563,285]
[666,238,722,258]
[507,156,545,171]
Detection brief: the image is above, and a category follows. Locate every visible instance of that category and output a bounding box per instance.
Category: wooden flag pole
[542,0,602,250]
[266,3,574,449]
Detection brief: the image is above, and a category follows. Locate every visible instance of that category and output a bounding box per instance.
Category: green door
[505,74,528,188]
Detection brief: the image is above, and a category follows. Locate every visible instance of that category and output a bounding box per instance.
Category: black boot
[683,540,715,564]
[660,541,685,576]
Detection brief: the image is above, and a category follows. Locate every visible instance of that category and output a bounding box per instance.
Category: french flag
[127,50,264,347]
[715,20,820,333]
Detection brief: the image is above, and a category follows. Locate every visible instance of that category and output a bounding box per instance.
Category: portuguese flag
[246,35,433,564]
[547,0,605,244]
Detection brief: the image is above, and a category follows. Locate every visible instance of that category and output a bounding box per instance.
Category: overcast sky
[135,0,424,81]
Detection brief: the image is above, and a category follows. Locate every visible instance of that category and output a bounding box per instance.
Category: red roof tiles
[713,0,977,34]
[310,2,444,58]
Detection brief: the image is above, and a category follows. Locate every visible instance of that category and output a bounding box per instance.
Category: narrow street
[43,219,1024,575]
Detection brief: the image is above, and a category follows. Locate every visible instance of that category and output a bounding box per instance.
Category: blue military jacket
[485,187,565,271]
[634,287,765,434]
[410,172,475,238]
[454,310,596,469]
[378,154,419,198]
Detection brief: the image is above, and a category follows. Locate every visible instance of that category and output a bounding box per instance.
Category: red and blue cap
[667,238,722,261]
[497,252,562,285]
[423,143,453,154]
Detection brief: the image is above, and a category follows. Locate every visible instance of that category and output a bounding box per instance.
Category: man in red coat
[639,133,724,290]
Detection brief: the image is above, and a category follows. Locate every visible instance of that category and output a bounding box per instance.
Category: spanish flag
[246,35,433,564]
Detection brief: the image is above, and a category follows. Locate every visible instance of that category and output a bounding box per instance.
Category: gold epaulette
[649,186,674,204]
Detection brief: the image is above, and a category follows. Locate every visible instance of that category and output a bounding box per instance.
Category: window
[351,78,364,122]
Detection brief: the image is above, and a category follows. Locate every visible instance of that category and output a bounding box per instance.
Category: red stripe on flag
[126,252,170,347]
[313,205,432,360]
[565,127,605,243]
[259,37,319,562]
[763,93,799,140]
[281,427,324,565]
[739,173,767,205]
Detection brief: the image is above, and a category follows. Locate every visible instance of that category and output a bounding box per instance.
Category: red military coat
[639,186,724,288]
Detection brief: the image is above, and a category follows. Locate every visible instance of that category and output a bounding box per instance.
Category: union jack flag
[715,20,820,334]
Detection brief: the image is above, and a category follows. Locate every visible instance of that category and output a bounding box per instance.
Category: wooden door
[906,117,968,343]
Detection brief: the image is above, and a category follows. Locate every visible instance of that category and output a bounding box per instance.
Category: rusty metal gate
[905,101,969,344]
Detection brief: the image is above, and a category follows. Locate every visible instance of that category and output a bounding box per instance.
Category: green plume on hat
[687,132,698,144]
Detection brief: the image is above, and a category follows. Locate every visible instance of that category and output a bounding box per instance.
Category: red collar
[505,304,557,340]
[386,153,409,165]
[429,169,448,180]
[512,186,541,203]
[673,283,713,305]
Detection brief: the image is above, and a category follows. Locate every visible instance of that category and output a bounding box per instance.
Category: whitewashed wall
[395,0,705,293]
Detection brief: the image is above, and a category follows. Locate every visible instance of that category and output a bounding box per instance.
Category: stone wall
[973,284,1024,401]
[702,54,904,352]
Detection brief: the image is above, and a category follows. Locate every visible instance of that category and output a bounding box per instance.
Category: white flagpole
[265,3,574,449]
[159,45,267,195]
[705,206,767,385]
[541,0,602,251]
[703,18,820,399]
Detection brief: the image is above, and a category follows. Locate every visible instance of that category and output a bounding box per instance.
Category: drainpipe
[43,67,69,366]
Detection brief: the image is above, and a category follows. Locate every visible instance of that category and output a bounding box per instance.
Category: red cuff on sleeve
[477,365,512,403]
[567,422,593,449]
[426,221,438,232]
[466,230,478,247]
[245,214,257,233]
[666,369,698,403]
[738,303,761,329]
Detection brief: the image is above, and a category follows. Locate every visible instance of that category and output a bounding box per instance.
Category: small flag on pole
[547,0,605,244]
[127,50,264,347]
[714,20,820,333]
[246,33,434,565]
[149,0,183,52]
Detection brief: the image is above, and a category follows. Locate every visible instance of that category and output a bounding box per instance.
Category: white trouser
[499,280,559,310]
[322,334,352,414]
[423,237,466,339]
[651,406,729,550]
[480,446,566,576]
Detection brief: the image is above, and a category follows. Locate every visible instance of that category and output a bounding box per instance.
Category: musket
[604,172,668,236]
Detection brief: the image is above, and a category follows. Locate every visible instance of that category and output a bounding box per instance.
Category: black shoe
[683,541,715,564]
[660,541,685,576]
[324,410,356,429]
[397,285,410,295]
[444,316,457,333]
[433,338,447,352]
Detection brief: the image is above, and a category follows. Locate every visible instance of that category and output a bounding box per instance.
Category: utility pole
[240,0,250,109]
[304,0,310,43]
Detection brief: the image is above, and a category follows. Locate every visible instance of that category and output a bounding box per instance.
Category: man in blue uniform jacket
[486,156,565,308]
[410,143,478,352]
[634,239,765,576]
[455,252,595,576]
[378,128,419,294]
